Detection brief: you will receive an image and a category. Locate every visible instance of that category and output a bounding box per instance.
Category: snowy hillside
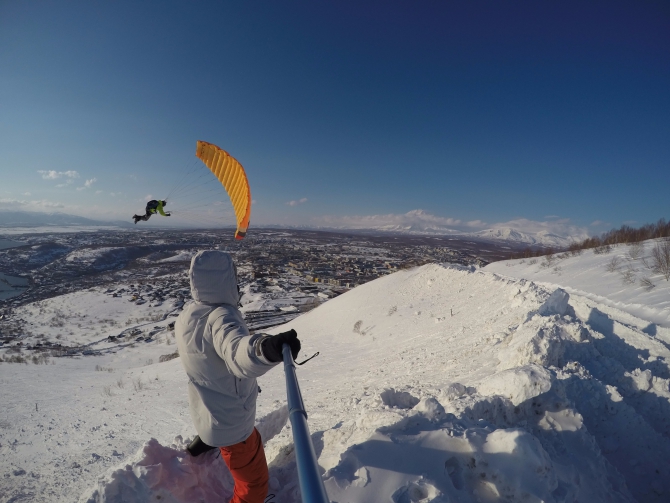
[485,239,670,328]
[2,249,670,502]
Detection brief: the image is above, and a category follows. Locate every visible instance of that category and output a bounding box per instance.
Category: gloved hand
[165,213,171,216]
[261,329,300,363]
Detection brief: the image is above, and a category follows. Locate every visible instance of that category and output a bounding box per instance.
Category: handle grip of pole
[283,344,307,418]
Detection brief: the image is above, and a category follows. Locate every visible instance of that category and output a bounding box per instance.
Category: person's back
[176,251,268,446]
[132,200,170,223]
[175,250,300,502]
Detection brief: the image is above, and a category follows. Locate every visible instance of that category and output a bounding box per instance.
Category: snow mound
[80,407,289,503]
[7,254,670,502]
[258,263,668,502]
[485,238,670,329]
[256,405,289,444]
[539,288,570,316]
[315,386,631,503]
[478,364,552,406]
[79,437,233,503]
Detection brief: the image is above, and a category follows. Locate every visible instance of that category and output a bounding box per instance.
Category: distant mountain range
[304,209,580,248]
[307,222,573,248]
[0,210,133,229]
[0,210,573,248]
[470,227,572,248]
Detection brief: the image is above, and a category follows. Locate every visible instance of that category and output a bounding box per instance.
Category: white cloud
[0,198,65,209]
[23,192,31,196]
[56,179,75,188]
[76,178,97,191]
[38,170,79,180]
[287,198,308,207]
[34,199,66,209]
[314,209,461,232]
[0,198,27,207]
[95,190,103,194]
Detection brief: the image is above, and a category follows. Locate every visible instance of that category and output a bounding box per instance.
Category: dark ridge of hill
[0,210,133,228]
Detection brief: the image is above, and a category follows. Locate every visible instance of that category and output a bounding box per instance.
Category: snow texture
[2,240,670,502]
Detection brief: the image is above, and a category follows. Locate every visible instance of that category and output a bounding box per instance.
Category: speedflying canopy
[195,141,251,239]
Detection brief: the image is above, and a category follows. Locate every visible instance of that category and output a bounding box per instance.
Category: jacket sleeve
[210,308,277,379]
[157,202,167,216]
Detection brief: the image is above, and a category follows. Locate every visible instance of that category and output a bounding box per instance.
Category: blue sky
[1,1,668,237]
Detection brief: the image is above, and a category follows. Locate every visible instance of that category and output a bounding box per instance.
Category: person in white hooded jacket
[175,250,300,503]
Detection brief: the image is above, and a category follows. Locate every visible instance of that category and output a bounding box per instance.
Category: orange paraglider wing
[195,141,251,239]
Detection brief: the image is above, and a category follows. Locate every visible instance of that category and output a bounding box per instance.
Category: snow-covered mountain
[0,210,133,229]
[2,239,670,502]
[337,224,573,248]
[472,227,573,248]
[312,210,578,248]
[0,209,578,248]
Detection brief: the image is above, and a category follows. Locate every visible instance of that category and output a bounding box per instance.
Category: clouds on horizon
[312,209,590,240]
[0,198,66,210]
[38,170,79,180]
[0,201,594,241]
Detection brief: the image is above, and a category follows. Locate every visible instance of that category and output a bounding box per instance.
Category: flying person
[175,250,301,503]
[132,199,170,224]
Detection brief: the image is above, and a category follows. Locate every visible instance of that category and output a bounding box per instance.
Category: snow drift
[3,244,670,502]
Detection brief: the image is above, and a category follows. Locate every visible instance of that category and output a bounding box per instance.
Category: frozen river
[0,272,29,300]
[0,238,25,250]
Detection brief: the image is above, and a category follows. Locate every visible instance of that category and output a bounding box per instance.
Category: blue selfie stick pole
[282,344,329,503]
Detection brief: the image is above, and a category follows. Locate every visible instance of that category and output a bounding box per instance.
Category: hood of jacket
[189,250,239,305]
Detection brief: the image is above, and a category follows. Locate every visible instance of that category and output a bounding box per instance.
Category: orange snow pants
[220,428,269,503]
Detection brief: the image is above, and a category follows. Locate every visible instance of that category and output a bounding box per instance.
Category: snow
[15,289,176,346]
[485,239,670,329]
[81,438,234,503]
[240,289,320,313]
[156,251,198,263]
[2,242,670,502]
[315,210,580,247]
[473,227,573,248]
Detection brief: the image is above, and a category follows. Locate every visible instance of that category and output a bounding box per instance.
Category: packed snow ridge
[2,240,670,502]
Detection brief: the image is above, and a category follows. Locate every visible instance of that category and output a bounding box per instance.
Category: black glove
[261,329,300,363]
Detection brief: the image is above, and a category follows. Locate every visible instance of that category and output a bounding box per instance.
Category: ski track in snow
[1,242,669,502]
